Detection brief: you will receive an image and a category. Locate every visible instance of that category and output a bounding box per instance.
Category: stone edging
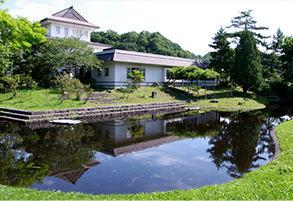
[187,106,266,110]
[270,127,281,161]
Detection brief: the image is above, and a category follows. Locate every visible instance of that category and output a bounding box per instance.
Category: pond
[0,106,292,195]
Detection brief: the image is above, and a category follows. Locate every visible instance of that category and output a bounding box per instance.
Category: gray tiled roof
[95,49,201,67]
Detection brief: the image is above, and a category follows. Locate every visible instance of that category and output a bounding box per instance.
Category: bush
[0,74,37,98]
[255,82,273,96]
[270,80,288,98]
[55,74,92,103]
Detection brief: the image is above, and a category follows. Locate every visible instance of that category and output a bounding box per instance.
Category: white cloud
[8,0,67,21]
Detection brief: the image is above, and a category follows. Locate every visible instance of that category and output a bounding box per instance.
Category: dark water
[0,106,292,195]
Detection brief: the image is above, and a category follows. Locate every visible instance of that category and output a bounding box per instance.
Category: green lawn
[0,120,292,200]
[0,86,266,111]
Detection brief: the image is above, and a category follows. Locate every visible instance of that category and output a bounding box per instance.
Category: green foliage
[55,74,91,102]
[129,123,145,138]
[0,74,37,98]
[0,9,47,53]
[280,36,293,83]
[227,9,269,47]
[231,30,262,93]
[0,7,47,77]
[208,27,234,83]
[0,41,12,76]
[35,37,102,80]
[91,30,204,59]
[128,69,145,89]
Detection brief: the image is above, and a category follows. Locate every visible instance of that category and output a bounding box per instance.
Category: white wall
[92,62,169,88]
[45,23,91,41]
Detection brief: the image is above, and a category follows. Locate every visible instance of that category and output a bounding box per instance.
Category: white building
[40,6,112,52]
[93,49,202,88]
[40,6,209,88]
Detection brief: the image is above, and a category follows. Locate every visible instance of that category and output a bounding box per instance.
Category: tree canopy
[30,37,103,86]
[231,30,262,93]
[91,30,206,60]
[227,10,269,47]
[208,27,234,83]
[280,36,293,83]
[0,8,47,76]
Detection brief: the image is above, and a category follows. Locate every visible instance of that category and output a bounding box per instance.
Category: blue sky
[2,0,293,55]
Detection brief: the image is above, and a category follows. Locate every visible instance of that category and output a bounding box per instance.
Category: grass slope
[0,120,292,200]
[0,86,266,111]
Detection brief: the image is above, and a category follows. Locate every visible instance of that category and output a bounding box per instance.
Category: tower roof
[41,6,99,30]
[52,6,88,22]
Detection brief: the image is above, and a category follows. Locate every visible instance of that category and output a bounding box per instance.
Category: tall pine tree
[208,26,234,84]
[231,30,262,93]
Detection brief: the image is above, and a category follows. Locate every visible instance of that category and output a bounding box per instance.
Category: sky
[2,0,293,56]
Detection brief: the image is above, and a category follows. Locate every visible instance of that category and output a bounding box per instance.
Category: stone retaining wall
[0,101,186,126]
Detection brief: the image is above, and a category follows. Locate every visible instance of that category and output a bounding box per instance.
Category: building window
[104,67,109,77]
[79,30,82,36]
[64,28,69,36]
[127,68,145,79]
[56,26,60,34]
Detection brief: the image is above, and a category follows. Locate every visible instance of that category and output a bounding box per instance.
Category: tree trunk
[188,80,190,96]
[231,81,233,97]
[197,80,200,97]
[213,79,216,98]
[205,80,207,99]
[243,86,248,94]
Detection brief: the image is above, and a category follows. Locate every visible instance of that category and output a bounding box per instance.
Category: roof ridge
[52,6,88,22]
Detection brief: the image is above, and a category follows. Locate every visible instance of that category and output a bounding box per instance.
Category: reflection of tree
[207,111,268,178]
[0,122,103,187]
[24,124,102,173]
[167,112,222,138]
[129,120,145,138]
[0,122,50,187]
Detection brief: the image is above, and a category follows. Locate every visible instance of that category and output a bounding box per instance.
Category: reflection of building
[92,111,220,156]
[51,159,100,185]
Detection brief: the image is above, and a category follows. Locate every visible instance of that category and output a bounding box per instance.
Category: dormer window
[56,26,60,34]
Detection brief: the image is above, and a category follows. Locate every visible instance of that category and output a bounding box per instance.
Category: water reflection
[0,106,292,194]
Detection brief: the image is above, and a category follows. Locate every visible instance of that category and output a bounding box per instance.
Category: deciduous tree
[32,37,102,86]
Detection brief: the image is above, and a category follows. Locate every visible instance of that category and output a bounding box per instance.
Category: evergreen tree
[261,28,285,81]
[280,36,293,83]
[231,30,262,93]
[227,10,269,47]
[271,28,285,54]
[208,27,234,84]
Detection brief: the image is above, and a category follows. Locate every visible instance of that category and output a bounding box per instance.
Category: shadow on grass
[159,86,269,106]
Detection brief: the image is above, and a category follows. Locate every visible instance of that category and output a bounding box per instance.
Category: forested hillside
[91,30,209,60]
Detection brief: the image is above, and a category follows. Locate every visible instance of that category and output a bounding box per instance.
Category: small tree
[55,74,91,103]
[208,27,234,84]
[0,74,37,98]
[280,36,293,83]
[32,37,103,86]
[128,70,145,89]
